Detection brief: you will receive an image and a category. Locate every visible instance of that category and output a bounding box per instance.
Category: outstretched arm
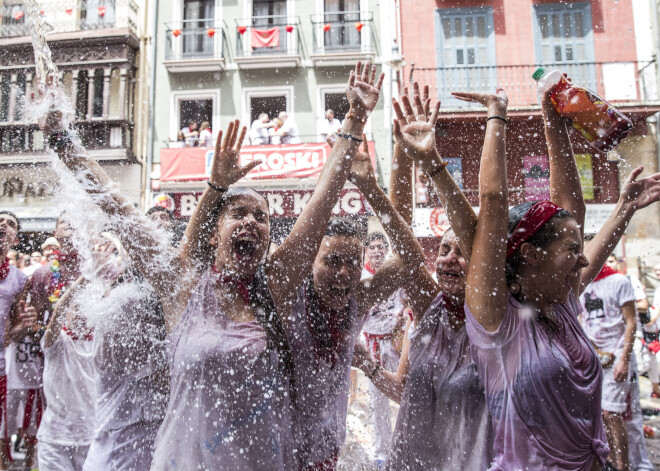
[268,62,385,314]
[461,90,510,332]
[580,167,660,293]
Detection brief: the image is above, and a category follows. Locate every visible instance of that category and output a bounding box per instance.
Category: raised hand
[208,120,260,189]
[18,301,40,334]
[33,75,68,136]
[92,239,126,284]
[452,88,508,116]
[348,135,378,190]
[345,61,385,121]
[619,167,660,214]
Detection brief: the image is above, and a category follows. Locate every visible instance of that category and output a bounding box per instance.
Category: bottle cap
[532,68,546,81]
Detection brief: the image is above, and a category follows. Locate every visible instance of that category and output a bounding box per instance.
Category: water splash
[25,0,57,91]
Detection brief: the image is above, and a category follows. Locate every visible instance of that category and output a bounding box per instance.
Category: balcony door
[534,3,595,91]
[435,7,497,108]
[251,0,287,54]
[183,0,215,57]
[323,0,361,51]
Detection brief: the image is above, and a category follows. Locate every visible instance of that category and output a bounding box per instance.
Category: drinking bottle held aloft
[533,68,632,153]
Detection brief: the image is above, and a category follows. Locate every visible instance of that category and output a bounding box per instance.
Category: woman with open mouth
[36,61,384,470]
[463,85,660,471]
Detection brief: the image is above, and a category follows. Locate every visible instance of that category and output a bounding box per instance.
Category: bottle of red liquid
[533,67,633,153]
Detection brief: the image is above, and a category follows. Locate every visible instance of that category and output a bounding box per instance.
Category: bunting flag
[207,27,215,38]
[172,29,181,37]
[251,27,280,49]
[98,6,106,17]
[237,25,247,35]
[285,25,294,33]
[65,8,73,15]
[323,23,331,32]
[355,22,364,32]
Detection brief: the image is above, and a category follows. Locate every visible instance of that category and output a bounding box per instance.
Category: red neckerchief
[0,258,9,281]
[306,298,351,369]
[53,249,79,265]
[442,293,465,322]
[62,325,94,341]
[594,265,619,282]
[363,262,377,275]
[211,265,251,306]
[507,201,562,258]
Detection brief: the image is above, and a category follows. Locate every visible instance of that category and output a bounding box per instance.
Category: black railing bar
[236,15,301,23]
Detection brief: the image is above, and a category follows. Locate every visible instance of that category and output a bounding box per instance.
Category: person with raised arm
[352,88,496,469]
[36,61,384,470]
[463,82,660,470]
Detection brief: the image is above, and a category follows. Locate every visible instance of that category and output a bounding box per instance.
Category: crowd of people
[0,61,659,471]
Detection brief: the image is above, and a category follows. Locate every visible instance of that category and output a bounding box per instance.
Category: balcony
[0,121,134,163]
[234,16,302,69]
[0,3,31,37]
[310,11,376,66]
[164,20,226,72]
[409,61,659,111]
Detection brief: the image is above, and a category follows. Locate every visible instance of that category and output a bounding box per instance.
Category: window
[183,0,215,57]
[323,0,361,51]
[323,92,349,123]
[76,71,89,120]
[180,99,213,131]
[13,74,25,122]
[80,0,116,29]
[93,69,104,118]
[251,0,287,54]
[434,7,496,107]
[249,95,286,124]
[0,76,9,122]
[1,3,26,37]
[534,3,595,89]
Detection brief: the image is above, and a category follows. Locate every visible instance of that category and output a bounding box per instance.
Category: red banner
[170,189,370,218]
[252,27,280,48]
[160,142,376,182]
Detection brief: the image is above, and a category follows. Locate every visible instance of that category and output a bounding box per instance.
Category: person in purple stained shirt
[0,211,27,470]
[463,84,660,471]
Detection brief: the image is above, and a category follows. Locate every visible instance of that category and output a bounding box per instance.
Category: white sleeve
[615,276,637,308]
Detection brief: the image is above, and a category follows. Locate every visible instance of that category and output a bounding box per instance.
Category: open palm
[620,167,660,212]
[208,120,260,189]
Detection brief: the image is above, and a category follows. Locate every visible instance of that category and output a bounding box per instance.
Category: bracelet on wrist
[367,363,380,379]
[48,131,73,152]
[207,181,228,193]
[337,132,363,144]
[487,115,508,126]
[427,161,449,179]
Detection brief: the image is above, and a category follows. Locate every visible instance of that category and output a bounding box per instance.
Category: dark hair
[364,231,388,249]
[146,206,173,220]
[506,202,574,346]
[325,218,362,240]
[0,211,20,232]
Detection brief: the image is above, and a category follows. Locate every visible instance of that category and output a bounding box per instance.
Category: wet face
[0,213,19,253]
[30,252,41,265]
[606,255,618,270]
[210,194,270,277]
[54,213,75,248]
[148,210,172,230]
[525,218,589,305]
[313,235,363,310]
[42,245,57,260]
[364,238,387,271]
[435,230,468,300]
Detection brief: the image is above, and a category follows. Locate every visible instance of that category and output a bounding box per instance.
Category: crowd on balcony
[248,111,300,145]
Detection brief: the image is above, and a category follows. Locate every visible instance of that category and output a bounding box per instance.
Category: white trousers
[39,441,90,471]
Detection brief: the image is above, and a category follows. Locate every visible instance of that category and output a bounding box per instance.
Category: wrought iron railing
[0,3,30,37]
[409,61,658,109]
[235,16,301,57]
[79,0,116,30]
[165,20,225,61]
[310,11,375,55]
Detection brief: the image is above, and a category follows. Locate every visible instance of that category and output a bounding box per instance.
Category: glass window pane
[467,48,475,64]
[576,43,586,59]
[454,18,462,39]
[477,16,486,38]
[552,14,560,37]
[539,14,549,39]
[565,46,573,61]
[456,49,464,65]
[442,18,451,39]
[444,49,453,65]
[465,17,474,37]
[478,47,487,63]
[542,45,552,62]
[554,45,562,62]
[563,13,572,38]
[575,12,584,36]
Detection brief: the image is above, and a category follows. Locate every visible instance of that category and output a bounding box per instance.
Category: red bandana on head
[594,265,619,282]
[0,258,9,281]
[211,265,251,306]
[506,201,562,259]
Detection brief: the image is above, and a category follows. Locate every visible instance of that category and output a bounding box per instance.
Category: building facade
[399,0,660,269]
[149,0,400,239]
[0,0,148,247]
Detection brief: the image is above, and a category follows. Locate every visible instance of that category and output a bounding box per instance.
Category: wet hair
[0,211,20,232]
[364,231,388,249]
[505,202,574,346]
[325,218,362,240]
[146,206,174,221]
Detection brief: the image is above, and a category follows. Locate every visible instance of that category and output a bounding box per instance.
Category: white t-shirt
[279,119,301,144]
[0,266,28,373]
[321,118,341,138]
[653,286,660,313]
[580,273,636,353]
[198,128,213,147]
[250,120,270,145]
[37,329,96,446]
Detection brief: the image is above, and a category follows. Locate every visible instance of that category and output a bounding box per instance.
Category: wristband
[207,181,228,193]
[427,161,449,179]
[337,132,363,143]
[487,115,508,126]
[48,131,73,152]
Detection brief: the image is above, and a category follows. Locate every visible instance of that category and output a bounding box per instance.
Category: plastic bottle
[533,67,633,153]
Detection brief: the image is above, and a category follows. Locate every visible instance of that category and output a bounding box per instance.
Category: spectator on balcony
[199,121,213,147]
[181,121,199,147]
[249,113,273,145]
[269,117,283,145]
[321,109,342,143]
[276,111,301,144]
[169,131,186,149]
